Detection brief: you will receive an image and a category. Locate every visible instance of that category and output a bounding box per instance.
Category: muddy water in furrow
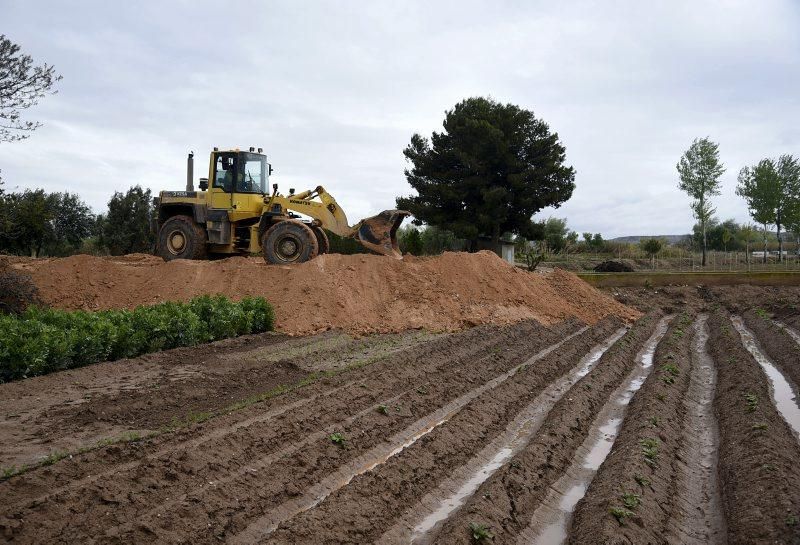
[666,315,725,545]
[229,328,589,544]
[732,316,800,439]
[773,318,800,346]
[516,315,671,545]
[378,327,629,545]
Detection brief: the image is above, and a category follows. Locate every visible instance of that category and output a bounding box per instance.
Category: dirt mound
[12,251,639,335]
[593,260,635,272]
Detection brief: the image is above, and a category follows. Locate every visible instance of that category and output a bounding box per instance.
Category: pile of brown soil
[11,251,639,335]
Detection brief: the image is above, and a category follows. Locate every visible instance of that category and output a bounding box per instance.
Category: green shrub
[0,295,274,382]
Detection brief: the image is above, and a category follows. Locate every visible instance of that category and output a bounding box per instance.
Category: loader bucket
[356,210,411,259]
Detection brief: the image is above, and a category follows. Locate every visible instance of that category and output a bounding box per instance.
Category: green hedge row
[0,295,275,383]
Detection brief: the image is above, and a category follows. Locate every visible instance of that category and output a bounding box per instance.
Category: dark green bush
[0,295,275,383]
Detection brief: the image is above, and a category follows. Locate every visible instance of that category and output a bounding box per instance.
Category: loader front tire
[262,221,319,264]
[311,226,330,254]
[157,215,207,261]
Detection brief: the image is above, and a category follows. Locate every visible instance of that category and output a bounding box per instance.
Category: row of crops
[0,295,275,383]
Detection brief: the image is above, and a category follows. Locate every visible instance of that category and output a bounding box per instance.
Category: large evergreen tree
[98,185,155,255]
[397,97,575,248]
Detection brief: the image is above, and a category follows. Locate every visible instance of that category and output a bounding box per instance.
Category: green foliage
[0,295,274,382]
[468,522,493,542]
[329,432,345,446]
[744,393,759,412]
[609,506,634,525]
[751,423,768,431]
[621,492,641,509]
[634,474,650,487]
[787,514,798,527]
[97,185,155,255]
[398,225,424,255]
[0,189,94,257]
[640,238,663,257]
[640,438,659,465]
[398,96,575,246]
[377,404,389,415]
[677,137,725,265]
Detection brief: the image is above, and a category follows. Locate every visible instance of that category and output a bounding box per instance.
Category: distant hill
[610,234,690,245]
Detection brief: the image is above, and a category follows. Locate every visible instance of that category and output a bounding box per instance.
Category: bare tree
[0,35,62,143]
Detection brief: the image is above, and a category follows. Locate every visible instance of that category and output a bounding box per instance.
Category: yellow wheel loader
[154,148,409,264]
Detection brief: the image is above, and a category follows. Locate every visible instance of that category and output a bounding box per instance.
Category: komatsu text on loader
[154,148,409,264]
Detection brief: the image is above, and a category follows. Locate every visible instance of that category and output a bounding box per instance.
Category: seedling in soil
[621,492,641,509]
[744,393,758,412]
[469,522,494,542]
[416,386,429,395]
[755,308,769,319]
[377,404,389,415]
[662,363,679,376]
[787,514,798,527]
[647,416,659,428]
[761,463,776,472]
[661,374,676,385]
[1,466,16,480]
[634,474,650,487]
[656,393,666,401]
[329,432,346,446]
[640,438,659,465]
[41,451,68,467]
[751,423,768,431]
[609,506,634,525]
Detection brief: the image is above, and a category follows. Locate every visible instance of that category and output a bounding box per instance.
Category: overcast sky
[1,0,798,238]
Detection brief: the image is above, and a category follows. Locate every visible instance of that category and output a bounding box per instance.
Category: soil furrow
[228,324,609,544]
[742,311,800,410]
[0,320,568,541]
[517,314,671,545]
[708,310,800,545]
[268,328,630,545]
[732,316,800,439]
[424,312,664,545]
[567,314,725,545]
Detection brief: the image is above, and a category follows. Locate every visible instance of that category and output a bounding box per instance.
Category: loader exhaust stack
[355,210,411,260]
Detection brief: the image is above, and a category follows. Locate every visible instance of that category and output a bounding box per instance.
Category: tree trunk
[763,223,768,264]
[701,218,707,267]
[777,215,783,263]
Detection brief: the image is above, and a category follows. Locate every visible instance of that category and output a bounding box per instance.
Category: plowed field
[2,282,800,544]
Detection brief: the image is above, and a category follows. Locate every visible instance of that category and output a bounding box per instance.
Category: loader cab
[207,149,271,220]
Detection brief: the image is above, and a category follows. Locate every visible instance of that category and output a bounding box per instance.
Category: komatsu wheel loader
[154,148,409,264]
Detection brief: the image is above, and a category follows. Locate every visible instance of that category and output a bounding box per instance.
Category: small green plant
[640,438,659,465]
[661,374,676,385]
[634,474,650,487]
[755,308,769,319]
[377,404,389,415]
[656,393,666,401]
[787,514,798,527]
[1,466,16,480]
[329,432,346,446]
[41,450,68,466]
[469,522,494,542]
[416,386,428,395]
[609,506,634,525]
[621,492,640,509]
[752,423,768,431]
[662,363,679,376]
[647,416,659,428]
[761,463,776,471]
[744,393,758,412]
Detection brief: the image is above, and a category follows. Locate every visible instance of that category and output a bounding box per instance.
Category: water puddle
[772,319,800,346]
[665,315,725,545]
[390,327,628,545]
[230,326,591,544]
[731,316,800,440]
[517,315,671,545]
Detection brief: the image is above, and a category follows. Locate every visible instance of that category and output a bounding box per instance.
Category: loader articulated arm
[268,186,410,259]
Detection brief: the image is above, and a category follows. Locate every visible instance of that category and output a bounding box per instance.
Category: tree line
[677,137,800,264]
[0,182,155,257]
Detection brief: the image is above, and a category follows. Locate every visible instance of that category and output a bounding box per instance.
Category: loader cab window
[213,153,237,192]
[238,153,267,194]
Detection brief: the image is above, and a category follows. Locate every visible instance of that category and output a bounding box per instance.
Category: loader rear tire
[311,226,330,254]
[157,215,207,261]
[262,221,319,264]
